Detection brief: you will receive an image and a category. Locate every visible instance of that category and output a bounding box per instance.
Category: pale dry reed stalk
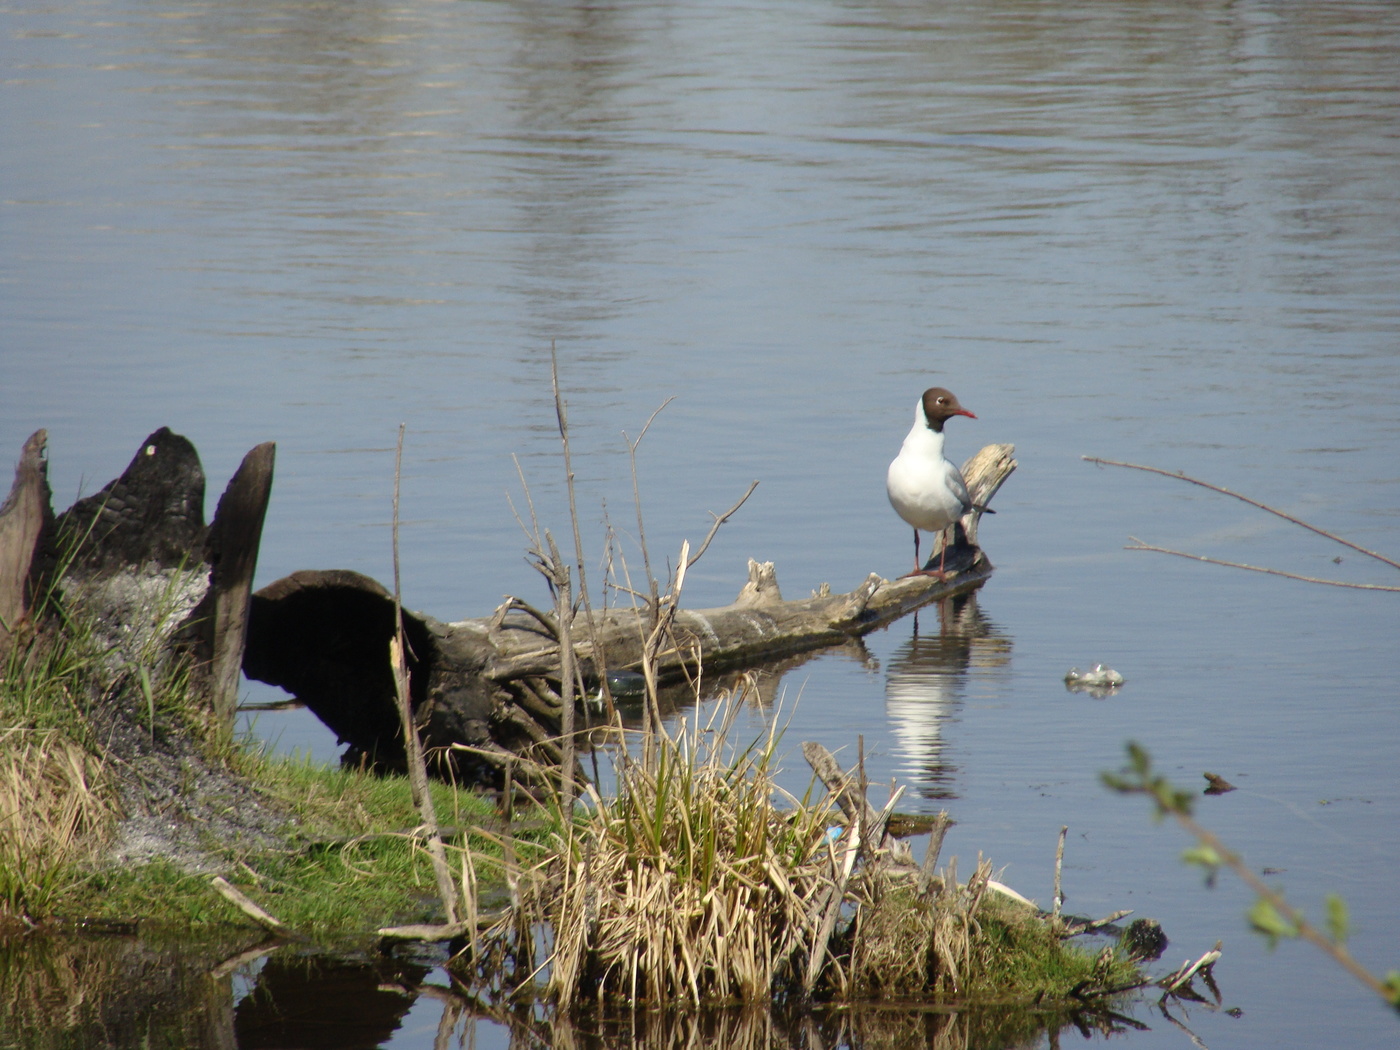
[540,694,836,1007]
[0,730,117,918]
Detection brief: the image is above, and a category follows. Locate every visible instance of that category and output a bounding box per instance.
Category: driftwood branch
[210,876,298,939]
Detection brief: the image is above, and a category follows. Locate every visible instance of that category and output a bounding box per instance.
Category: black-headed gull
[886,387,979,577]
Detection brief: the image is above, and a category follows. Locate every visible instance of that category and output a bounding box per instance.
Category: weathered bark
[0,429,53,657]
[243,443,1017,782]
[189,442,276,730]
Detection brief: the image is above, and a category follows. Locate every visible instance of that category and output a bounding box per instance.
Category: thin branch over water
[1125,538,1400,593]
[1083,455,1400,573]
[1084,456,1400,589]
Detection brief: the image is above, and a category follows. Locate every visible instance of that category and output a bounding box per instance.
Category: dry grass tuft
[455,695,1139,1012]
[0,729,119,920]
[540,704,836,1006]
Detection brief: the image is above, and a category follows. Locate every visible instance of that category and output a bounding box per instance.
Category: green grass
[3,630,530,937]
[3,568,543,938]
[964,898,1138,1001]
[60,755,532,938]
[1,629,121,920]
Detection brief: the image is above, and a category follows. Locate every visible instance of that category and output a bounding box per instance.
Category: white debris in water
[1064,664,1125,696]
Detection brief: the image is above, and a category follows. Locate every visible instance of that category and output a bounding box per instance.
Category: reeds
[0,729,117,920]
[541,699,834,1006]
[0,613,121,922]
[450,684,1126,1012]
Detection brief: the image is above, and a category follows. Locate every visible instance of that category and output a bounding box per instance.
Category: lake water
[4,0,1399,1046]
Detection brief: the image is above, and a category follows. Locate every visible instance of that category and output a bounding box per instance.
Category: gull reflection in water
[884,593,1010,800]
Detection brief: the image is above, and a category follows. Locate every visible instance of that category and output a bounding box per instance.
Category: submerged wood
[243,443,1016,780]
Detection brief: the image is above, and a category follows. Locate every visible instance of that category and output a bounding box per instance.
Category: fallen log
[243,443,1017,781]
[5,427,1015,786]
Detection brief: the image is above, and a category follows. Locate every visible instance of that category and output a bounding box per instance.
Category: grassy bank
[68,756,519,936]
[3,614,1146,1013]
[0,623,525,940]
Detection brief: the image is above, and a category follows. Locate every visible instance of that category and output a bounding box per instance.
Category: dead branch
[210,876,299,939]
[686,480,760,570]
[1084,456,1400,573]
[1125,538,1400,593]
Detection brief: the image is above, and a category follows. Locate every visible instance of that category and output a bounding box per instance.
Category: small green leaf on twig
[1325,894,1350,945]
[1127,741,1151,777]
[1181,845,1220,871]
[1248,898,1298,947]
[1383,971,1400,1010]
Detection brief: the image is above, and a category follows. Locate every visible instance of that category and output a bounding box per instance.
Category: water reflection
[237,954,431,1050]
[884,594,1010,801]
[0,933,1140,1049]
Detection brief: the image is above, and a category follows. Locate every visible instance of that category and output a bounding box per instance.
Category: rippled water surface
[5,0,1399,1046]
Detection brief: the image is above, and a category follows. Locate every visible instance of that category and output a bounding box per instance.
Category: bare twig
[549,345,602,796]
[623,396,675,616]
[686,479,760,569]
[544,530,576,810]
[1126,538,1400,593]
[638,538,690,759]
[1053,825,1068,922]
[392,425,460,928]
[506,454,545,554]
[1084,456,1400,572]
